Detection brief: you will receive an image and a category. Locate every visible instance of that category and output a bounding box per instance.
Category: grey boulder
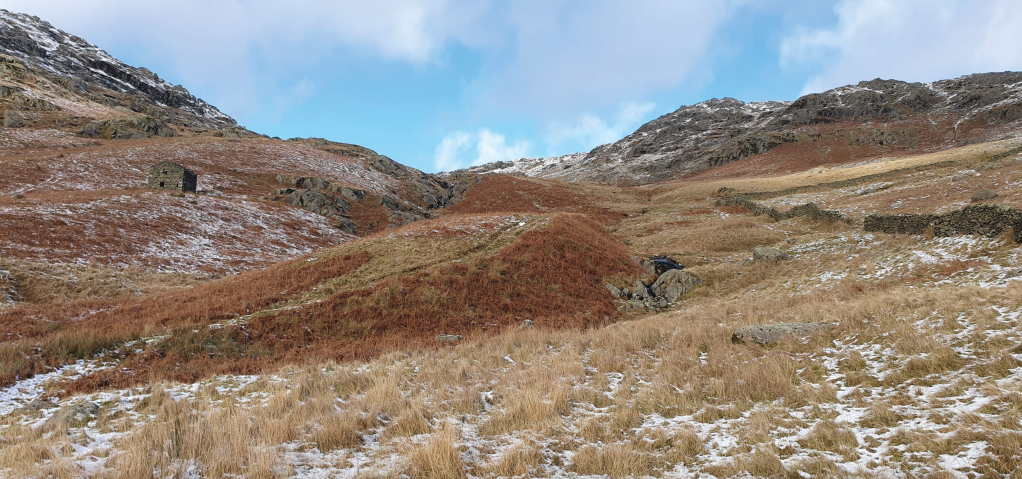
[732,322,834,345]
[752,246,790,262]
[971,189,998,203]
[650,270,702,303]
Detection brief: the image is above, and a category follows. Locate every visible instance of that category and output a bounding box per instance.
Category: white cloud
[433,130,472,172]
[780,0,1022,95]
[2,0,493,118]
[486,0,746,114]
[546,101,656,153]
[474,129,530,166]
[3,0,744,121]
[433,129,531,171]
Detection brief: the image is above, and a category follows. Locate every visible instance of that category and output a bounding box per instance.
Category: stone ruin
[147,161,197,193]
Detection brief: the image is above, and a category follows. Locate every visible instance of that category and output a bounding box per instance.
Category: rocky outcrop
[650,269,701,303]
[732,323,834,345]
[290,137,471,211]
[864,204,1022,242]
[752,246,790,262]
[79,116,176,139]
[0,10,237,132]
[612,261,701,310]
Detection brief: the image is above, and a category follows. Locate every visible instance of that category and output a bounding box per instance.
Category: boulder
[650,270,701,303]
[605,283,623,298]
[732,322,834,345]
[435,334,463,342]
[631,280,651,300]
[971,189,999,203]
[752,246,790,262]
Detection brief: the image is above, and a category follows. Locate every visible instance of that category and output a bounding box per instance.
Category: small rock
[11,194,23,199]
[752,246,790,262]
[732,323,834,345]
[22,399,56,411]
[971,189,998,202]
[435,334,463,342]
[519,320,534,329]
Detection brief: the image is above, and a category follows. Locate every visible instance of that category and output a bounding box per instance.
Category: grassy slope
[3,140,1022,477]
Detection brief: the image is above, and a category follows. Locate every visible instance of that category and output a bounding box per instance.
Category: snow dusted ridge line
[0,9,236,128]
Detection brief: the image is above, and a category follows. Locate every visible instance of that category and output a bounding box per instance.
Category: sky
[5,0,1022,172]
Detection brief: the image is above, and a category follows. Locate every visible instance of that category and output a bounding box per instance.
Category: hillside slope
[463,73,1022,184]
[0,11,468,275]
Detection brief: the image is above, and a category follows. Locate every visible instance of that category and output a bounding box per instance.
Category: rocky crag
[461,74,1022,184]
[0,10,239,137]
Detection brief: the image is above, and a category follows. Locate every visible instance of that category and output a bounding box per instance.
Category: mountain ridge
[459,73,1022,183]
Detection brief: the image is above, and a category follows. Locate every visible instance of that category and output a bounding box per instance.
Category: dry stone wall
[864,204,1022,243]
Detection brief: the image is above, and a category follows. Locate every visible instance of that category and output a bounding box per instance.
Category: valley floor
[4,140,1022,478]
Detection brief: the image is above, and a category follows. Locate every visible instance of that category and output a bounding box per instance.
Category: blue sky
[7,0,1022,172]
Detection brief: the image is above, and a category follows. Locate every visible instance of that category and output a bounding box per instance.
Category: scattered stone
[752,246,790,262]
[605,283,623,298]
[22,399,57,411]
[435,334,462,342]
[46,401,100,428]
[650,269,702,303]
[971,189,999,202]
[732,322,835,345]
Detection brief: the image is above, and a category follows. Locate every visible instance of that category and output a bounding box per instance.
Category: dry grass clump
[798,420,860,461]
[474,443,544,477]
[569,443,656,478]
[405,428,466,479]
[860,400,905,429]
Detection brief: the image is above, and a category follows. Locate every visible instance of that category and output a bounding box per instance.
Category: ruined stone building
[147,161,197,193]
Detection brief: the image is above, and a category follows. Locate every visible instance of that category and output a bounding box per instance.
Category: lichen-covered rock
[752,246,790,262]
[732,322,834,345]
[971,189,999,202]
[650,270,701,303]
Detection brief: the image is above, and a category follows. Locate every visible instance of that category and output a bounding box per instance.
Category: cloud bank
[781,0,1022,94]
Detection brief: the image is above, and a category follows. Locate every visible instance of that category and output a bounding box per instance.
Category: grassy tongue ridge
[1,212,644,393]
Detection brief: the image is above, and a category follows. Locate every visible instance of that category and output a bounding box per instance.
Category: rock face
[752,246,790,262]
[0,9,236,131]
[971,189,999,202]
[459,73,1022,184]
[732,323,835,345]
[864,204,1022,243]
[650,270,702,303]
